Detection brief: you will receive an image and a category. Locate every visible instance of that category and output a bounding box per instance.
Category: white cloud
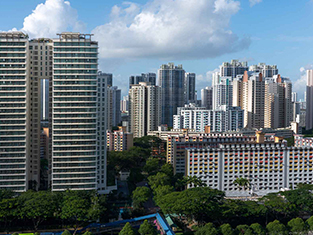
[92,0,250,60]
[293,64,313,99]
[21,0,84,38]
[249,0,262,7]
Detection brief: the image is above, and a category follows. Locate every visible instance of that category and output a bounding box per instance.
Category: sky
[1,0,313,98]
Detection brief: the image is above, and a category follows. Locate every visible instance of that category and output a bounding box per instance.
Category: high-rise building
[242,73,265,129]
[52,33,100,191]
[201,86,213,109]
[158,63,185,127]
[249,63,278,78]
[109,86,121,127]
[120,95,129,113]
[96,71,111,193]
[0,32,30,192]
[220,60,248,78]
[0,32,113,193]
[306,70,313,130]
[264,75,292,129]
[212,76,233,109]
[129,73,156,88]
[129,82,161,137]
[184,73,196,104]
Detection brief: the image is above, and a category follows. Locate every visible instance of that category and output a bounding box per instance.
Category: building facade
[129,73,156,89]
[129,82,162,137]
[158,63,185,127]
[0,32,30,192]
[201,86,213,110]
[106,126,133,151]
[220,60,248,78]
[184,72,196,104]
[187,141,313,197]
[242,73,265,129]
[109,86,121,127]
[173,104,243,133]
[306,70,313,130]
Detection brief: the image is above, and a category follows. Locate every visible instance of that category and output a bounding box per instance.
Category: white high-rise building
[129,82,162,137]
[212,76,233,109]
[51,33,100,191]
[0,32,30,192]
[220,60,248,78]
[120,95,129,112]
[249,63,278,78]
[306,70,313,130]
[173,104,243,132]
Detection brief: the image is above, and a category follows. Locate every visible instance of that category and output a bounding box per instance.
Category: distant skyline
[1,0,313,98]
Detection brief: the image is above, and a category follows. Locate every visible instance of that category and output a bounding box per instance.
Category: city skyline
[1,0,313,98]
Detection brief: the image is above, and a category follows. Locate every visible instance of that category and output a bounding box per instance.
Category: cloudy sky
[1,0,313,98]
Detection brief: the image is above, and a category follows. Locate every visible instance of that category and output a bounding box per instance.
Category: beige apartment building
[129,82,162,138]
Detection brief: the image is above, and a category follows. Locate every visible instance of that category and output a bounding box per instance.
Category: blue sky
[1,0,312,98]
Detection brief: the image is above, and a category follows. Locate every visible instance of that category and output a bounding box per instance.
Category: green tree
[219,223,234,235]
[153,185,174,206]
[235,225,251,235]
[132,187,150,209]
[260,193,296,220]
[157,187,224,223]
[0,197,18,231]
[250,223,265,235]
[143,158,160,176]
[119,222,137,235]
[195,223,218,235]
[138,220,157,235]
[306,215,313,231]
[282,185,313,215]
[83,231,93,235]
[287,217,306,234]
[18,191,57,231]
[148,172,171,191]
[60,191,99,235]
[61,231,71,235]
[266,220,288,235]
[160,163,174,178]
[233,178,250,191]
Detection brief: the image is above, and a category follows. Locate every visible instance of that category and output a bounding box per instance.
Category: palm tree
[233,177,250,191]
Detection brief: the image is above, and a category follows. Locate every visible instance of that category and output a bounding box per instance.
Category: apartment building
[129,82,161,137]
[106,126,133,151]
[187,137,313,197]
[173,104,243,133]
[0,32,30,192]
